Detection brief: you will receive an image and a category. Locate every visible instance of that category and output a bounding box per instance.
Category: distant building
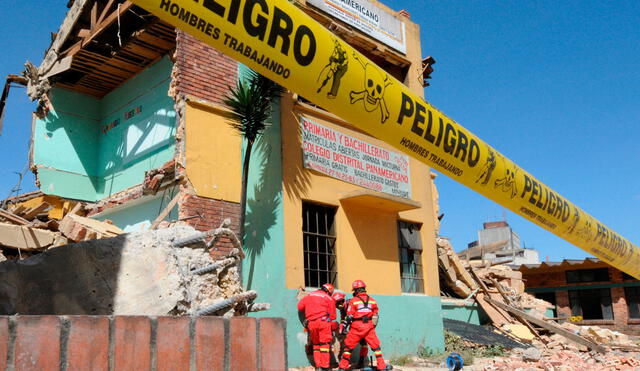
[520,259,640,336]
[458,221,539,266]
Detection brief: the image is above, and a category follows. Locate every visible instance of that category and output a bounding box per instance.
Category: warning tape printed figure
[338,280,392,371]
[298,283,338,370]
[317,38,348,99]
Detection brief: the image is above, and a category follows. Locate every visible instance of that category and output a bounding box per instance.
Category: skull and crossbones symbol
[349,53,392,123]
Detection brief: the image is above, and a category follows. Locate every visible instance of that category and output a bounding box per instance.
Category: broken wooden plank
[59,214,124,242]
[0,209,29,225]
[9,205,27,216]
[438,238,477,289]
[468,267,513,325]
[21,202,52,220]
[438,248,457,282]
[485,298,606,353]
[489,277,541,340]
[150,193,181,230]
[0,222,61,250]
[81,1,133,49]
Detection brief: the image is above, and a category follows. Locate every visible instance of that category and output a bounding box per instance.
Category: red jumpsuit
[338,292,387,370]
[297,289,337,368]
[337,301,369,366]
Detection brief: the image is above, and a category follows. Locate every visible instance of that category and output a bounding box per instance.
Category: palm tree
[224,70,283,245]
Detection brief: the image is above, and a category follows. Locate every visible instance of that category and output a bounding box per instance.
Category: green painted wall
[441,299,488,325]
[90,189,179,233]
[33,57,176,201]
[34,88,101,199]
[238,65,445,367]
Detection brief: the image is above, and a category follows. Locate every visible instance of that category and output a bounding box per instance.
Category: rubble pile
[0,191,122,261]
[435,237,640,370]
[0,223,266,317]
[474,347,640,370]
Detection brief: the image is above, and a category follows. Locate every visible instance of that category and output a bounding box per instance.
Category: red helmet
[352,280,366,290]
[332,292,346,303]
[322,283,335,295]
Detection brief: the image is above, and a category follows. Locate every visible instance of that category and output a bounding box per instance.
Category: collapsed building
[1,0,445,367]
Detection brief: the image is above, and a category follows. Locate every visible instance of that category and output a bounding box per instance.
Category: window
[625,286,640,319]
[302,202,338,288]
[568,288,613,320]
[397,221,424,293]
[565,268,609,283]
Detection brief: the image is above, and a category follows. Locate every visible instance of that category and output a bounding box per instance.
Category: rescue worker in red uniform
[333,292,369,368]
[298,283,338,371]
[338,280,391,371]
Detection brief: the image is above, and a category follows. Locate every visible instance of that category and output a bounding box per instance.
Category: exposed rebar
[191,257,236,275]
[247,303,270,312]
[196,290,258,316]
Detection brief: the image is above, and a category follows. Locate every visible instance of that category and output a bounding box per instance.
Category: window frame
[625,286,640,319]
[397,220,424,294]
[568,288,614,320]
[302,201,338,289]
[565,268,609,284]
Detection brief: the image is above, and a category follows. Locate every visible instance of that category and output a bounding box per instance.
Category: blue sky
[382,0,640,260]
[1,1,638,261]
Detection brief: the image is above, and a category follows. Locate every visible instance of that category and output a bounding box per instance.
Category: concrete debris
[522,346,541,362]
[472,347,640,370]
[0,225,261,317]
[143,160,176,195]
[437,239,637,354]
[0,193,90,259]
[58,213,123,242]
[0,222,67,251]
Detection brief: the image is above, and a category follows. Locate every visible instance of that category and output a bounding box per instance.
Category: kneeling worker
[298,283,338,371]
[338,280,391,371]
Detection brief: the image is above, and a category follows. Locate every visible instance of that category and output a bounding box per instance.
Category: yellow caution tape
[129,0,640,278]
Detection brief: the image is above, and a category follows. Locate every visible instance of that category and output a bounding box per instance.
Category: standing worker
[338,280,392,371]
[298,283,338,371]
[333,292,369,369]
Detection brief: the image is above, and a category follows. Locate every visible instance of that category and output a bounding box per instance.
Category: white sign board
[301,116,411,198]
[307,0,407,54]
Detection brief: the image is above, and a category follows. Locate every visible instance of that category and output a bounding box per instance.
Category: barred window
[397,221,424,293]
[302,202,337,288]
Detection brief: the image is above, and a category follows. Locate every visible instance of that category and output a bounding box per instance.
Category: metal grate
[303,202,338,288]
[398,221,424,293]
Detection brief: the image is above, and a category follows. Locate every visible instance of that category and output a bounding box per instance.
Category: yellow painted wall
[185,101,242,202]
[282,5,440,296]
[282,101,440,296]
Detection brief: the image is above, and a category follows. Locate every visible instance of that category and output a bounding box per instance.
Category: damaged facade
[3,0,446,367]
[521,258,640,336]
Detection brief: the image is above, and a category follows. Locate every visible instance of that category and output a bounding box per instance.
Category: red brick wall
[179,194,241,259]
[523,267,640,336]
[174,30,238,105]
[173,31,242,260]
[0,316,286,370]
